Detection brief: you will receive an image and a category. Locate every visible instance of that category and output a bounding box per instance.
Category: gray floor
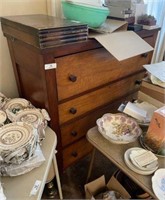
[42,150,117,199]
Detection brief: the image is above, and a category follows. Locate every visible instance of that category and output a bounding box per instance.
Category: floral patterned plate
[96,113,142,144]
[3,98,33,120]
[152,169,165,200]
[0,122,38,165]
[12,108,50,141]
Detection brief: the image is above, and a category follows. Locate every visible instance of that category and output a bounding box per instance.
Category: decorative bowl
[61,0,109,28]
[96,113,142,144]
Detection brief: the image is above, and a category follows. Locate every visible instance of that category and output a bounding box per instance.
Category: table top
[87,126,165,199]
[1,127,56,200]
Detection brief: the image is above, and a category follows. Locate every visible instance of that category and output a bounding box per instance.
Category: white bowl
[96,113,142,144]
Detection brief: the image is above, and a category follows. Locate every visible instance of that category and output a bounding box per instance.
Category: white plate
[97,113,142,144]
[3,98,31,111]
[0,111,7,125]
[13,108,50,141]
[124,147,158,175]
[152,169,165,200]
[0,122,38,164]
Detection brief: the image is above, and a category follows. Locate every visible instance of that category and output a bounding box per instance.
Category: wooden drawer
[56,48,151,100]
[61,92,137,147]
[63,137,93,169]
[58,72,144,124]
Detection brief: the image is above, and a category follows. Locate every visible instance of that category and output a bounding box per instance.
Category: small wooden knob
[71,131,77,137]
[69,107,77,114]
[69,74,77,82]
[71,151,78,157]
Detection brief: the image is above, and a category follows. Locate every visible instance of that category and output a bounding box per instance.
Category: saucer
[124,147,158,175]
[152,169,165,200]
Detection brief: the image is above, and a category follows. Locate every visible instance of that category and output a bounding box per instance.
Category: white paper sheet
[92,31,153,61]
[143,61,165,82]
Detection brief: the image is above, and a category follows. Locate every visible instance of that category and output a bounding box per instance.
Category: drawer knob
[71,151,78,157]
[71,131,78,137]
[69,107,77,114]
[135,80,142,85]
[69,74,77,82]
[141,53,148,58]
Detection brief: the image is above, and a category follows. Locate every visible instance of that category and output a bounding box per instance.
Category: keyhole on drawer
[71,151,78,157]
[69,107,77,114]
[69,74,77,82]
[71,131,77,137]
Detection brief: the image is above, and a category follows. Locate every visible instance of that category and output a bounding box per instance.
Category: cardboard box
[144,106,165,155]
[138,91,164,108]
[84,173,131,199]
[140,80,165,104]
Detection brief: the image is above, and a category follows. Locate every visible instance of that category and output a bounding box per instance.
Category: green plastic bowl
[61,1,109,28]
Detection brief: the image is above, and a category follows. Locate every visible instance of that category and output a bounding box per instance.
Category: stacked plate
[0,122,38,165]
[10,108,50,142]
[124,147,158,175]
[152,169,165,200]
[0,111,7,127]
[2,98,33,118]
[0,93,9,109]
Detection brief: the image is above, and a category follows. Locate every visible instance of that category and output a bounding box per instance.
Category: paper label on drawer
[44,63,57,70]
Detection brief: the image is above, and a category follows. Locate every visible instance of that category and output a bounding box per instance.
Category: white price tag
[29,180,41,196]
[44,63,57,70]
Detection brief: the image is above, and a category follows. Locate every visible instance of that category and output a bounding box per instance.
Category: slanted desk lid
[1,14,88,33]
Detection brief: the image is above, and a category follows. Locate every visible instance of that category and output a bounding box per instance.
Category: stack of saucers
[124,147,159,175]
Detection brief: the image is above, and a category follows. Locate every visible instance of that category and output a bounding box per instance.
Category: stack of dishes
[10,108,50,142]
[0,122,38,165]
[152,169,165,200]
[124,147,158,175]
[0,93,50,176]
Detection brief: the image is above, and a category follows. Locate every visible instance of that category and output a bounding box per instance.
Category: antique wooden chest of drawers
[1,15,159,171]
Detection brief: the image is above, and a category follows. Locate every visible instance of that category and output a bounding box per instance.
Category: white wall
[0,0,48,98]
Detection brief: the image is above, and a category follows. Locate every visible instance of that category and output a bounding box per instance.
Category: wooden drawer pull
[141,53,148,58]
[69,74,77,82]
[135,80,142,85]
[71,131,78,137]
[71,151,78,157]
[69,107,77,114]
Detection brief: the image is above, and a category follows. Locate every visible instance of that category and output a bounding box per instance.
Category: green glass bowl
[61,1,109,28]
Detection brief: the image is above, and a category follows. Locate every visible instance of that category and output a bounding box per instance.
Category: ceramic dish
[0,122,38,165]
[3,98,33,121]
[0,111,7,127]
[12,108,50,141]
[96,113,142,144]
[152,169,165,200]
[124,147,158,175]
[0,92,8,109]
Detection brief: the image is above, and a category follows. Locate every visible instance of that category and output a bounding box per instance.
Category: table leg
[53,152,63,199]
[86,148,96,183]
